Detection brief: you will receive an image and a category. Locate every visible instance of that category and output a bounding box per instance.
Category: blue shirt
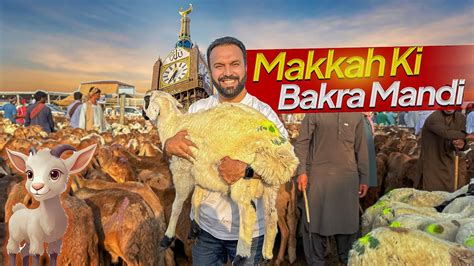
[405,111,418,128]
[415,111,434,135]
[467,112,474,133]
[66,100,82,128]
[386,112,396,125]
[3,103,17,123]
[25,103,55,133]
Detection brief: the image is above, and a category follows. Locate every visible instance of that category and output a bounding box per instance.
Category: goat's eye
[26,170,33,180]
[50,170,61,180]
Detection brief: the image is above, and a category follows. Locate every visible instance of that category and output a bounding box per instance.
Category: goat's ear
[6,149,28,173]
[64,144,97,175]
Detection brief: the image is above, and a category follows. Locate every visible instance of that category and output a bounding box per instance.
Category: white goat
[6,144,96,266]
[144,91,299,263]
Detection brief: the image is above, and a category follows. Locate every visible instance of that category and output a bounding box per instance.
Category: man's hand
[297,174,308,192]
[164,130,197,160]
[359,184,368,198]
[452,139,465,150]
[218,156,246,185]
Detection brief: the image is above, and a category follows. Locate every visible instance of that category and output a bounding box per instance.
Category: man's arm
[78,105,86,129]
[293,114,317,191]
[12,107,17,119]
[354,115,369,194]
[47,109,55,132]
[293,114,316,176]
[217,156,249,185]
[215,104,287,185]
[66,104,72,119]
[99,108,108,132]
[425,116,466,140]
[164,129,246,185]
[163,101,204,160]
[163,130,197,160]
[426,114,467,150]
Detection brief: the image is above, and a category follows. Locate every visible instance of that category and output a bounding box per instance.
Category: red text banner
[245,45,474,113]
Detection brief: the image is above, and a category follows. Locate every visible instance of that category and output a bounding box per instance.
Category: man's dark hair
[73,91,82,100]
[34,91,47,101]
[206,36,247,67]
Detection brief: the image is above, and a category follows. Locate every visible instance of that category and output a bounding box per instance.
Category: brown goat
[275,181,298,265]
[74,184,169,265]
[95,146,136,183]
[360,154,388,210]
[137,167,193,262]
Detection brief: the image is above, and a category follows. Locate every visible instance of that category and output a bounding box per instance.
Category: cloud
[1,25,165,92]
[29,38,149,76]
[233,3,474,49]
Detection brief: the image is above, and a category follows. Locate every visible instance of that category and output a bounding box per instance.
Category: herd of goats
[0,112,472,265]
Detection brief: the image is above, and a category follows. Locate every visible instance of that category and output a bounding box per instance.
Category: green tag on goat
[425,224,444,234]
[465,235,474,247]
[389,221,401,228]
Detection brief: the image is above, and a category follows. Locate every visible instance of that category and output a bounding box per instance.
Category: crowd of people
[0,87,108,133]
[372,110,474,136]
[1,92,55,133]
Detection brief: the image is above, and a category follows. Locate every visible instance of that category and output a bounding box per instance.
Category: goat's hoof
[50,253,58,266]
[232,255,247,266]
[288,247,297,264]
[260,258,272,265]
[160,236,175,248]
[188,220,201,239]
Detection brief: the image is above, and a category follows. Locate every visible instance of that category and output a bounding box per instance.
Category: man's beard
[443,110,455,115]
[212,74,247,99]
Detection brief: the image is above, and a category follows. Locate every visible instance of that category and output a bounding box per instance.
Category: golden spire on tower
[179,3,193,17]
[177,4,193,48]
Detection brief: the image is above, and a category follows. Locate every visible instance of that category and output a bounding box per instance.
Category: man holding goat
[164,36,288,265]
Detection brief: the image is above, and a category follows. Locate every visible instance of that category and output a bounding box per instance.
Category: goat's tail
[12,203,26,213]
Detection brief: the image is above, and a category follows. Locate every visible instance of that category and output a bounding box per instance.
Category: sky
[0,0,473,93]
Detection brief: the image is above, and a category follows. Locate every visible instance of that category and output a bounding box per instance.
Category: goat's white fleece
[188,93,288,240]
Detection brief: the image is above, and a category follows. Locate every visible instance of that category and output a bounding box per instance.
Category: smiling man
[164,36,288,265]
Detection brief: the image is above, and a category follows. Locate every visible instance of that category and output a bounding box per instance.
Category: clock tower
[150,4,213,110]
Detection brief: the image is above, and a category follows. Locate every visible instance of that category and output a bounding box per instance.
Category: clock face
[162,60,189,86]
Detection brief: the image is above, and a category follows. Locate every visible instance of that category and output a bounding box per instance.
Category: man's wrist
[163,139,171,157]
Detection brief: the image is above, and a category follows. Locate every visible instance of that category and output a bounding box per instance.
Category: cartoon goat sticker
[6,144,96,266]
